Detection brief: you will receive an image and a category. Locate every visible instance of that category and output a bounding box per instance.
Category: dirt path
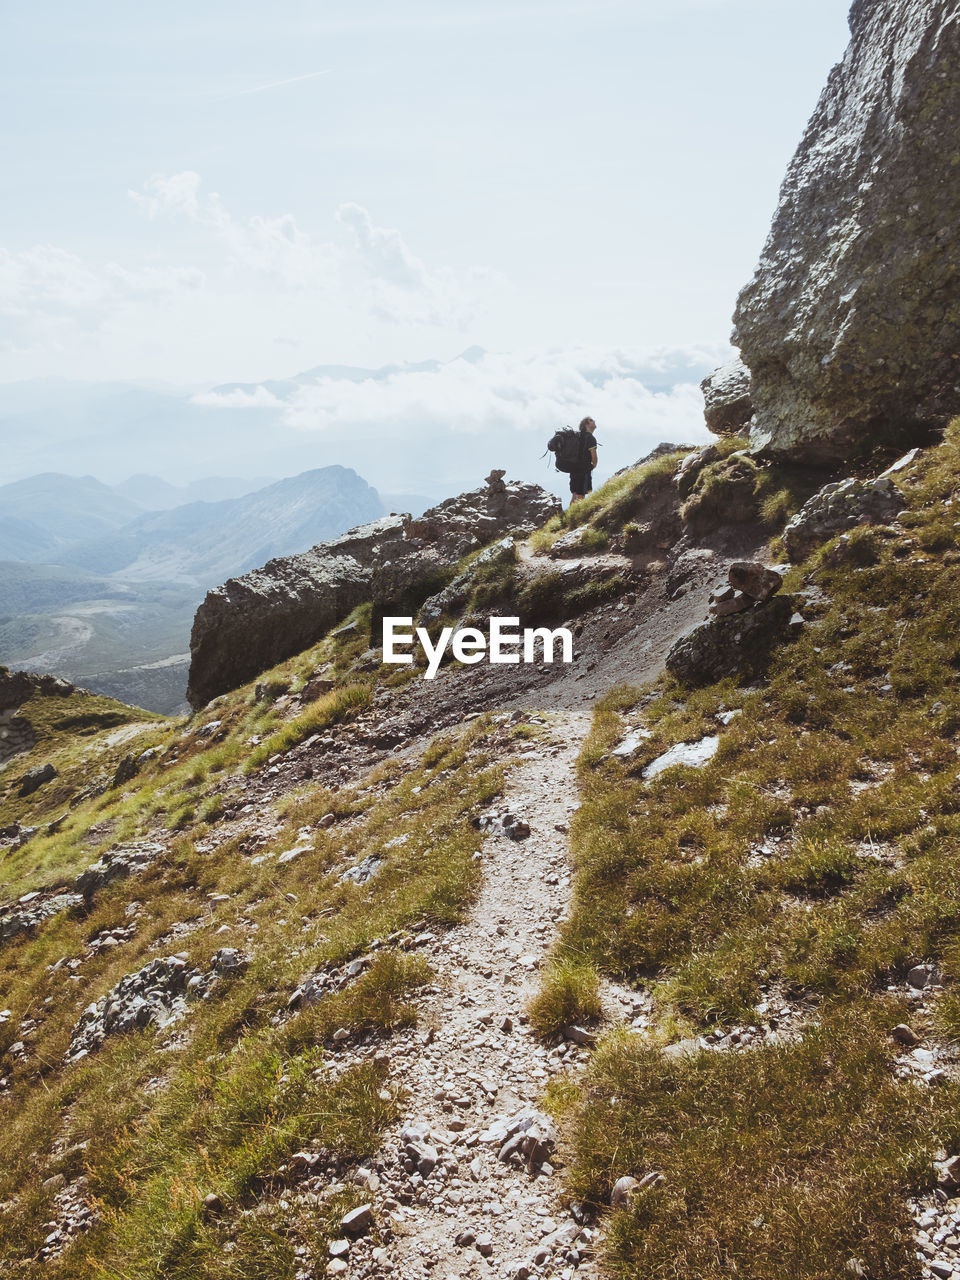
[347,706,598,1280]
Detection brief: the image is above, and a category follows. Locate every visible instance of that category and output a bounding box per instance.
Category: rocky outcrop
[0,840,167,948]
[1,891,84,944]
[701,358,753,436]
[666,595,802,686]
[0,670,76,768]
[65,948,250,1063]
[418,537,517,626]
[18,762,57,797]
[187,481,561,708]
[74,841,166,902]
[732,0,960,459]
[782,475,905,562]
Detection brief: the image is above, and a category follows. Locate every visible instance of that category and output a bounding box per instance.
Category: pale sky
[0,1,852,483]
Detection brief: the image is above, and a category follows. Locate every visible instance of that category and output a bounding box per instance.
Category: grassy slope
[0,611,511,1279]
[5,431,956,1278]
[541,423,960,1279]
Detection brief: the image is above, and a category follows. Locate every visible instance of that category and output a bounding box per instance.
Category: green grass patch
[552,1004,950,1280]
[527,959,602,1039]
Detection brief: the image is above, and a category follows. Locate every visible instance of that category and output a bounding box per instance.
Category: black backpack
[547,427,586,474]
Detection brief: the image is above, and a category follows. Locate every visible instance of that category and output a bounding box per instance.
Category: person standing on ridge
[569,417,598,505]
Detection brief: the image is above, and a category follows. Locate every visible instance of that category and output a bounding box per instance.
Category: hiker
[568,417,598,504]
[546,417,600,506]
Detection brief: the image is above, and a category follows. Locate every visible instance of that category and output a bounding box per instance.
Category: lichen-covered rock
[18,762,57,797]
[66,949,250,1062]
[74,841,166,902]
[782,476,905,563]
[666,595,801,686]
[734,1,960,459]
[0,891,84,943]
[187,482,560,708]
[66,956,194,1062]
[700,358,753,436]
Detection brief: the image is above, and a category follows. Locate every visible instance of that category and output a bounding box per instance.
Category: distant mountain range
[0,345,716,500]
[0,466,387,713]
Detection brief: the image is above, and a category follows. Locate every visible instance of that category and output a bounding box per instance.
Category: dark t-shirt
[580,431,597,464]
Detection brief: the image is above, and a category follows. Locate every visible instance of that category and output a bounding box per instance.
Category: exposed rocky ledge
[186,479,561,709]
[0,670,77,768]
[730,0,960,459]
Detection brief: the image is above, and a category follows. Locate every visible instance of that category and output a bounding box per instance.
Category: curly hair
[578,416,596,432]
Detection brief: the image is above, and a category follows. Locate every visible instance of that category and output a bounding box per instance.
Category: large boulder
[18,762,57,797]
[666,595,802,686]
[701,358,753,436]
[733,0,960,460]
[187,481,561,708]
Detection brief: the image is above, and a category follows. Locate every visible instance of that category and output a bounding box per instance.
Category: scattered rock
[908,964,938,990]
[610,1175,640,1208]
[892,1023,922,1047]
[939,1156,960,1192]
[338,855,383,886]
[564,1025,597,1047]
[643,736,719,779]
[610,727,653,759]
[341,1204,373,1237]
[727,561,784,603]
[301,676,335,702]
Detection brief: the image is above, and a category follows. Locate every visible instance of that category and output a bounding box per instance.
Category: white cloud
[129,171,337,289]
[337,202,429,292]
[0,243,204,355]
[127,173,498,320]
[192,384,284,409]
[335,201,504,327]
[195,344,719,449]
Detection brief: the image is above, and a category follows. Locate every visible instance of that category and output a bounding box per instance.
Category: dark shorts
[569,468,593,495]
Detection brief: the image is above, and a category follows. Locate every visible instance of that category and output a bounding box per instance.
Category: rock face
[666,595,802,686]
[187,481,561,708]
[782,475,905,562]
[700,358,754,436]
[732,0,960,459]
